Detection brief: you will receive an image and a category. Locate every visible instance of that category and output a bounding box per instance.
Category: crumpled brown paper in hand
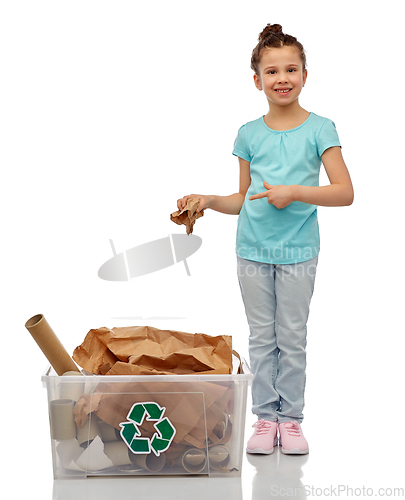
[170,198,204,235]
[72,325,232,376]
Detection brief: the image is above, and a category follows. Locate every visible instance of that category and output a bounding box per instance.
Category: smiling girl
[177,23,353,455]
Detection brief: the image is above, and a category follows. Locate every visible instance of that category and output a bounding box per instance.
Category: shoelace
[283,421,301,436]
[253,419,275,435]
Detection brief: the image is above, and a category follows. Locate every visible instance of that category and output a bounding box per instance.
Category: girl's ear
[253,73,263,91]
[303,69,308,86]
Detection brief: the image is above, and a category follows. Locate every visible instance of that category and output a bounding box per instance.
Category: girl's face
[254,46,307,108]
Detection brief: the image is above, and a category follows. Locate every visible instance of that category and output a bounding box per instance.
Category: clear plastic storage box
[42,360,252,478]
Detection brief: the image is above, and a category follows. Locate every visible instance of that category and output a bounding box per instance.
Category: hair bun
[259,23,283,41]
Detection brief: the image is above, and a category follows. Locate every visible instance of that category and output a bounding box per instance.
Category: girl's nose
[278,73,289,83]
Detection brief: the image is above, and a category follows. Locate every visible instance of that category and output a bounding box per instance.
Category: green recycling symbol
[119,402,176,456]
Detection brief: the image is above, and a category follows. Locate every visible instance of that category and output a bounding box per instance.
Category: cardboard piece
[25,314,80,375]
[75,435,114,471]
[72,325,233,376]
[170,198,204,235]
[56,439,83,470]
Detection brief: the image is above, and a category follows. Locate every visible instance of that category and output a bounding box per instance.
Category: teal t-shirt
[232,112,341,264]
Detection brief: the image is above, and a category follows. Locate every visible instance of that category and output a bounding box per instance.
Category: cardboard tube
[104,442,133,466]
[60,371,85,402]
[98,420,120,442]
[130,452,166,472]
[76,416,101,447]
[49,399,77,441]
[25,314,79,375]
[181,448,207,473]
[208,445,230,470]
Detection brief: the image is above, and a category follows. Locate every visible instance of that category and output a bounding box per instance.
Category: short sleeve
[232,124,251,162]
[316,119,341,157]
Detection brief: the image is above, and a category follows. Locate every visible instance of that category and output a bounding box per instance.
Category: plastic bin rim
[41,363,253,385]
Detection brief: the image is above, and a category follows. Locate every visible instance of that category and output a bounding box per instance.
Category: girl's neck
[264,102,310,131]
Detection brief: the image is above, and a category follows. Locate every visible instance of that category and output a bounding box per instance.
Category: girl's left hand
[249,181,295,209]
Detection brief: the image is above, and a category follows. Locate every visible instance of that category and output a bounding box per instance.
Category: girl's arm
[177,157,251,215]
[249,147,354,208]
[293,146,354,207]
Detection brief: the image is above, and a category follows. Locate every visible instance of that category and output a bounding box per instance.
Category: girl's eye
[267,69,296,74]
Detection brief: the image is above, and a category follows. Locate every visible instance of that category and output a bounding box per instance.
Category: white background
[1,1,404,498]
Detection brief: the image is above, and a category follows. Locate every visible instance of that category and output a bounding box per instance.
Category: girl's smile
[274,87,293,95]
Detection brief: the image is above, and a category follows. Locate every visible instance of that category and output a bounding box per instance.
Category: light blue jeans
[237,256,318,423]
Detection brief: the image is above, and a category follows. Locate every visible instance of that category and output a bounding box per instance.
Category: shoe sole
[281,447,309,455]
[246,447,274,455]
[246,437,278,455]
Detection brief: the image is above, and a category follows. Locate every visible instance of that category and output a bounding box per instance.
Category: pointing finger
[249,191,268,201]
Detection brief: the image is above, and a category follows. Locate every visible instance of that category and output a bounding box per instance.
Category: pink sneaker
[278,421,309,455]
[246,419,278,454]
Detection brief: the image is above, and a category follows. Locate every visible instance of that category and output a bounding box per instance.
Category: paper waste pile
[27,315,244,475]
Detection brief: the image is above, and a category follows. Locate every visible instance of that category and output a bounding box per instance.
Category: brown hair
[251,24,306,74]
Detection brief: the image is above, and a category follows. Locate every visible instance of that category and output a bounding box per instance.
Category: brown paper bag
[73,325,232,376]
[72,325,234,452]
[170,198,204,235]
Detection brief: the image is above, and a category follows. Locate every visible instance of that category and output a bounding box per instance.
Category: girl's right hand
[177,194,211,213]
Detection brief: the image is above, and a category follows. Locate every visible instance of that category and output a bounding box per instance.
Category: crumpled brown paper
[72,325,232,376]
[170,198,204,235]
[71,325,235,452]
